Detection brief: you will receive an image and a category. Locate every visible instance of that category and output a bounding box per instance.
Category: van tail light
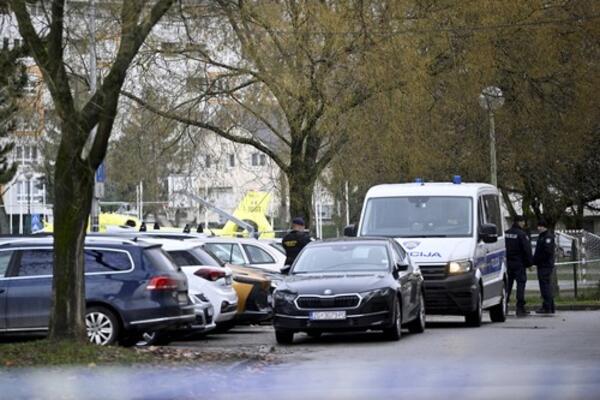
[147,276,179,290]
[194,267,226,282]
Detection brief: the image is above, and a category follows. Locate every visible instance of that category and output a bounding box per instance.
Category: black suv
[0,236,195,345]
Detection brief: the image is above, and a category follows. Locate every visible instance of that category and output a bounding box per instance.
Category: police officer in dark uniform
[505,215,533,316]
[533,218,555,314]
[281,217,311,270]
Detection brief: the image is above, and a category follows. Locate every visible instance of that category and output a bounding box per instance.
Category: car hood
[281,273,389,295]
[396,237,474,265]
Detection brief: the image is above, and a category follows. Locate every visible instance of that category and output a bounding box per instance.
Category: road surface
[2,311,599,399]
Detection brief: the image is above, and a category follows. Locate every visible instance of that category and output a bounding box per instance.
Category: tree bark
[48,122,95,343]
[287,168,317,231]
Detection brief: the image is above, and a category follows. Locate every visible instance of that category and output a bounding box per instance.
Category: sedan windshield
[292,243,390,274]
[360,196,473,238]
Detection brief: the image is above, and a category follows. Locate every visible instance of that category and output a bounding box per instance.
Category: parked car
[0,236,195,345]
[273,238,426,344]
[196,237,286,273]
[136,238,238,329]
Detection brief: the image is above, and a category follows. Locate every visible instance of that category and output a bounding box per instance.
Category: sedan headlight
[360,287,393,301]
[448,260,472,274]
[273,290,297,303]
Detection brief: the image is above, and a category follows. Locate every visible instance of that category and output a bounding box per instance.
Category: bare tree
[9,0,174,342]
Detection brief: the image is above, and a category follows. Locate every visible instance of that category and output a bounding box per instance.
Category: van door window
[482,194,503,237]
[17,250,53,277]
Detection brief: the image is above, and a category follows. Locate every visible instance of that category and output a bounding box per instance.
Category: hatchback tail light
[194,267,227,282]
[147,276,179,290]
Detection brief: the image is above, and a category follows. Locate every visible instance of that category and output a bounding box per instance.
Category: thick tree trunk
[0,195,11,234]
[48,127,95,343]
[287,169,317,230]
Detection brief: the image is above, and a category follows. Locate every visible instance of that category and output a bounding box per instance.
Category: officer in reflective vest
[282,217,311,269]
[505,215,533,316]
[533,218,556,314]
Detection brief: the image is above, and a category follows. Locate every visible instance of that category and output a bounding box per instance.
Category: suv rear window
[143,247,180,272]
[85,250,132,273]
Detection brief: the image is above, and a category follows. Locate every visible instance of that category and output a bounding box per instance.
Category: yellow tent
[217,191,275,238]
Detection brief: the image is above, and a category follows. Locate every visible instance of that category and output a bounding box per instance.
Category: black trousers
[537,267,555,312]
[507,265,527,309]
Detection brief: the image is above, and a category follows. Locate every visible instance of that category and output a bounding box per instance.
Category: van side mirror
[479,223,498,243]
[344,224,357,237]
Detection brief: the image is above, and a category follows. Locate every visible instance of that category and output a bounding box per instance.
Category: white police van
[347,177,507,326]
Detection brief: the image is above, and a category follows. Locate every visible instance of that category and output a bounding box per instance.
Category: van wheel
[383,298,402,341]
[465,288,483,327]
[86,307,119,346]
[275,329,294,345]
[489,282,507,322]
[407,292,426,334]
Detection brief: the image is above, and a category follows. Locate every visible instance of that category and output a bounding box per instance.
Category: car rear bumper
[273,310,392,332]
[423,273,478,315]
[126,305,196,330]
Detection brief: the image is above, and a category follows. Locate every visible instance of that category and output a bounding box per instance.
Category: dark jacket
[282,230,311,265]
[505,223,533,269]
[534,230,555,269]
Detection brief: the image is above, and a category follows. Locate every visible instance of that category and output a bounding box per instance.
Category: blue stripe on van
[475,249,505,275]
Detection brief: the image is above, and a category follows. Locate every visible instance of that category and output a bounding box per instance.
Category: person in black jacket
[533,218,556,314]
[505,215,533,316]
[282,217,311,268]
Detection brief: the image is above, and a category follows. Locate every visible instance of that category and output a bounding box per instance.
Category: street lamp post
[24,171,33,233]
[479,86,505,187]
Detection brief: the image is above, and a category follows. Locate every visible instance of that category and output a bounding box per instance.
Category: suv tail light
[194,267,226,282]
[147,276,179,290]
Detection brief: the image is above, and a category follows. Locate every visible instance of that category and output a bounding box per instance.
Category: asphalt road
[2,311,599,400]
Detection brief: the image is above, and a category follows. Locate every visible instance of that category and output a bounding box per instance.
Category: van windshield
[360,196,473,238]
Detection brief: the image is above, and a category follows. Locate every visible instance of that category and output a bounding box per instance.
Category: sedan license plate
[309,311,346,321]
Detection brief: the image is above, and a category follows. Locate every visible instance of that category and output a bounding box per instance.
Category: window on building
[251,153,266,166]
[3,38,9,50]
[16,177,44,204]
[205,155,211,168]
[14,145,39,164]
[13,38,21,48]
[228,154,235,168]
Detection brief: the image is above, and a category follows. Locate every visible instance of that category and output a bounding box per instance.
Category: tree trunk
[287,169,317,231]
[0,195,11,234]
[48,126,95,343]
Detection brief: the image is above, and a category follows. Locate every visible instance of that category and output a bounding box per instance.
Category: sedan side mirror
[344,224,357,237]
[479,223,498,243]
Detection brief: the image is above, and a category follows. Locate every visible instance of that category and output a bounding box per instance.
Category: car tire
[407,292,426,334]
[383,298,402,341]
[86,306,119,346]
[489,282,507,323]
[275,329,294,345]
[465,288,483,327]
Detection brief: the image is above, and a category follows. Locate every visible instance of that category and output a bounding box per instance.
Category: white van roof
[365,182,497,198]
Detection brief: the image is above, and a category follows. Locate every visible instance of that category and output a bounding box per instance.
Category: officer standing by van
[282,217,311,268]
[505,215,533,316]
[533,218,556,314]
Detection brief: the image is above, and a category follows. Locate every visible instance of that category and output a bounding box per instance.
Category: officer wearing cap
[533,218,555,314]
[281,217,311,268]
[505,215,533,316]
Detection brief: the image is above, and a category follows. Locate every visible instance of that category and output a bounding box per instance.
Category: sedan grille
[296,295,360,309]
[419,264,447,280]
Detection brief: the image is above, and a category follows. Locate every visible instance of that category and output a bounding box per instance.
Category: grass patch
[0,339,153,368]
